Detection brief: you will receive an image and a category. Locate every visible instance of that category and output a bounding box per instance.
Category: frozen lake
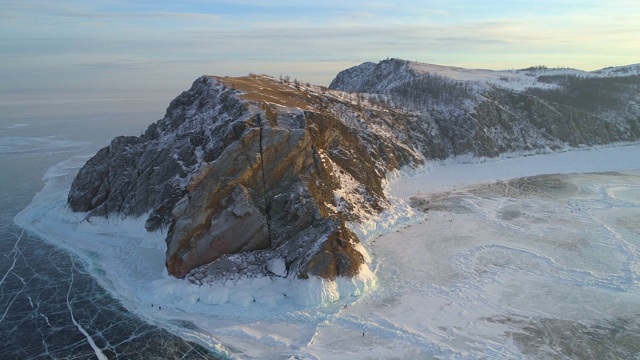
[323,170,640,358]
[0,99,219,359]
[12,135,640,358]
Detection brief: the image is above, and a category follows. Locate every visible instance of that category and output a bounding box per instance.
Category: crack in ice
[0,229,25,325]
[0,229,23,287]
[66,259,108,360]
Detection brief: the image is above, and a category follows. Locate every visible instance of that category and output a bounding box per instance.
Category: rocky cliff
[69,58,640,283]
[68,74,421,280]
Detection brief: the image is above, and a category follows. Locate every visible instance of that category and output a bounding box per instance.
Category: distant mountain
[68,58,640,287]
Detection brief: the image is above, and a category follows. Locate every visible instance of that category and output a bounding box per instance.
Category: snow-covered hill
[330,58,640,158]
[593,63,640,77]
[332,59,640,93]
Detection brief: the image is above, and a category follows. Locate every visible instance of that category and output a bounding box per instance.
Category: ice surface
[0,136,88,157]
[15,143,640,358]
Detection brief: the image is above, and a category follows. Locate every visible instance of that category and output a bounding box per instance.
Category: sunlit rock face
[68,74,422,279]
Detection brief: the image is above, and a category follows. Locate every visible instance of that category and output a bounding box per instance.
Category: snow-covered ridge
[408,62,553,92]
[331,58,640,102]
[408,61,640,92]
[330,58,640,160]
[594,63,640,76]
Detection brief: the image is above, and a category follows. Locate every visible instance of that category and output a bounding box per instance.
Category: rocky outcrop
[68,75,421,279]
[69,58,640,282]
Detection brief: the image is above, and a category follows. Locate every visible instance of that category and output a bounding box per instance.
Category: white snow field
[15,143,640,359]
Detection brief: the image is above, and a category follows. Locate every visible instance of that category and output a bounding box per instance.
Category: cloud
[2,0,640,97]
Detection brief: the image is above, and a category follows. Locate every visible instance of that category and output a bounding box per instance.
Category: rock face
[68,74,421,279]
[69,59,640,281]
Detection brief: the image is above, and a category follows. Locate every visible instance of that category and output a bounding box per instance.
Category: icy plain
[14,143,640,359]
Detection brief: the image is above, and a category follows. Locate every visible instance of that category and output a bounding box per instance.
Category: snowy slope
[330,58,640,160]
[594,63,640,77]
[408,62,559,92]
[408,61,640,92]
[333,59,640,94]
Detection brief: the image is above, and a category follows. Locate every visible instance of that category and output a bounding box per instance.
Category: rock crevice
[258,120,273,245]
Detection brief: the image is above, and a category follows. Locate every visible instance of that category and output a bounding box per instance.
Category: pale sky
[1,0,639,101]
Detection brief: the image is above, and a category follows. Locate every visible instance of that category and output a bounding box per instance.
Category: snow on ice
[14,143,640,359]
